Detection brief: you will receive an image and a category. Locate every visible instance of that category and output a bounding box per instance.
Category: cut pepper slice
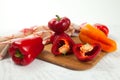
[73,43,101,61]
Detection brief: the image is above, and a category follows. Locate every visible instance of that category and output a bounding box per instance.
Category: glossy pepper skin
[94,23,109,36]
[48,15,71,34]
[51,33,75,55]
[73,43,101,61]
[8,37,44,66]
[79,24,117,52]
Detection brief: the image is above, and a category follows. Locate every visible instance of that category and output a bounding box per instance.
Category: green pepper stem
[56,15,61,21]
[15,50,23,58]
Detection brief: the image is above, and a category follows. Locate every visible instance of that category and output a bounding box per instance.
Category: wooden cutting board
[37,36,107,70]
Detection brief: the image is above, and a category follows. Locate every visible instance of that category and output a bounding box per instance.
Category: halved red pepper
[73,43,101,61]
[8,37,44,66]
[51,33,75,55]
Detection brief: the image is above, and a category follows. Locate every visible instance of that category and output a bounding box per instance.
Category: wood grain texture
[37,36,107,70]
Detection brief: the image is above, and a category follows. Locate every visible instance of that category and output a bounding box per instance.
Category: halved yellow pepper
[79,24,117,52]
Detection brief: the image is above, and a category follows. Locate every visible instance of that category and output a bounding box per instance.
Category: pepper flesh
[73,43,101,61]
[58,39,70,54]
[8,37,44,66]
[79,24,117,52]
[51,33,75,55]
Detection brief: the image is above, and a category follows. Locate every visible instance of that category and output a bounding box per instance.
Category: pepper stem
[15,50,23,58]
[56,15,61,21]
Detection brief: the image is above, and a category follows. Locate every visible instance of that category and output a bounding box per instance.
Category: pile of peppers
[48,15,103,61]
[8,15,117,66]
[48,15,75,55]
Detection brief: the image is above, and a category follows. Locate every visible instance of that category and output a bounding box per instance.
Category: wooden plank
[37,36,107,70]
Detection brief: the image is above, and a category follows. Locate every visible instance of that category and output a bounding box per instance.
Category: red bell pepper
[50,32,63,43]
[51,33,75,55]
[8,37,44,66]
[48,15,71,34]
[94,23,109,36]
[73,43,101,61]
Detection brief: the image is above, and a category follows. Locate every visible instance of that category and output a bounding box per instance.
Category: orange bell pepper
[79,24,117,52]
